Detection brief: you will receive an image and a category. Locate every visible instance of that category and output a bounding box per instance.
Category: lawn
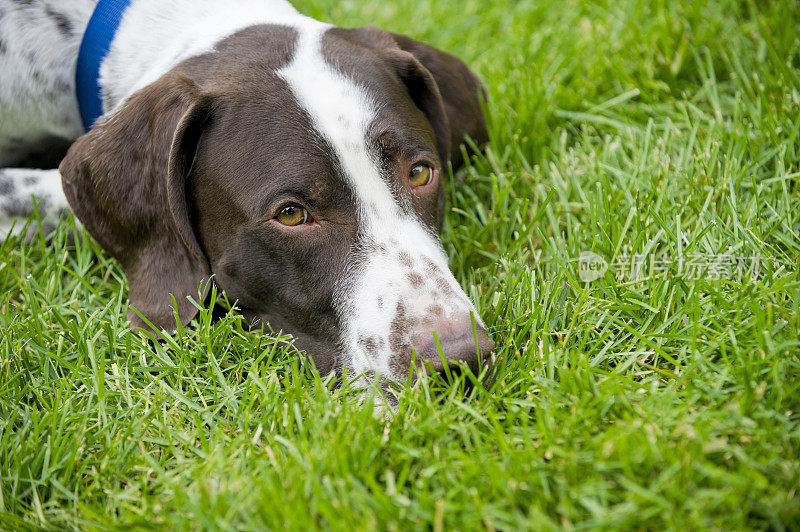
[2,0,800,529]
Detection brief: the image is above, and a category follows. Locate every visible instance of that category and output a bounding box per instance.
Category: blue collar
[75,0,133,131]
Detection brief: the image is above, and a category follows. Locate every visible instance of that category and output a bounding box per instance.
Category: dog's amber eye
[276,204,309,226]
[409,164,433,187]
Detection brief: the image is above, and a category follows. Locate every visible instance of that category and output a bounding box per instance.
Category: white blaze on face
[278,23,482,379]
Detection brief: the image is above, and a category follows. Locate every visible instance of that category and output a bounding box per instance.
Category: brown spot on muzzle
[388,301,413,363]
[359,335,385,352]
[408,272,424,288]
[398,251,413,267]
[427,304,444,317]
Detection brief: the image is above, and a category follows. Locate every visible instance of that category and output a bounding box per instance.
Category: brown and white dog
[0,0,493,385]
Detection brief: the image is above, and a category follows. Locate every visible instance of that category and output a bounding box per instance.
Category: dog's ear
[349,27,488,168]
[387,31,488,168]
[60,74,214,334]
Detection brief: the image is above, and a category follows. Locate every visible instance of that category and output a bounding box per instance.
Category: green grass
[2,0,800,529]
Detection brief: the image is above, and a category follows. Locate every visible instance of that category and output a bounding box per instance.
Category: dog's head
[60,23,492,381]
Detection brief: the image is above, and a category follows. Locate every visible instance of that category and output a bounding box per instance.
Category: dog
[0,0,493,385]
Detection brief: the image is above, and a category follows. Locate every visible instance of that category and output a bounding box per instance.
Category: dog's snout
[413,317,494,375]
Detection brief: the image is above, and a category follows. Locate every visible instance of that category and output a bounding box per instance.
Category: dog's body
[0,1,91,167]
[0,0,493,385]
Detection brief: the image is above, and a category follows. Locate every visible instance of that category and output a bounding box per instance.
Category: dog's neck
[94,0,309,117]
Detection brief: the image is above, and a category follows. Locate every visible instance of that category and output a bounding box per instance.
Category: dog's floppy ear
[387,31,488,168]
[60,74,214,333]
[350,27,488,169]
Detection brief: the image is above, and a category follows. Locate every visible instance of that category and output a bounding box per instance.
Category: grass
[2,0,800,528]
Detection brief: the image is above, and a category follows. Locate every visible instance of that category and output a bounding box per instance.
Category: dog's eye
[409,164,433,188]
[276,204,309,226]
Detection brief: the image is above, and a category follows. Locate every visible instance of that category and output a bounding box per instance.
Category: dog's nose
[412,316,494,375]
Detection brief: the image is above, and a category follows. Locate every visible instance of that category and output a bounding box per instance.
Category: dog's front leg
[0,168,73,239]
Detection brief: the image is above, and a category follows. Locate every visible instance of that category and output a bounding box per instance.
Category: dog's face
[60,24,492,382]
